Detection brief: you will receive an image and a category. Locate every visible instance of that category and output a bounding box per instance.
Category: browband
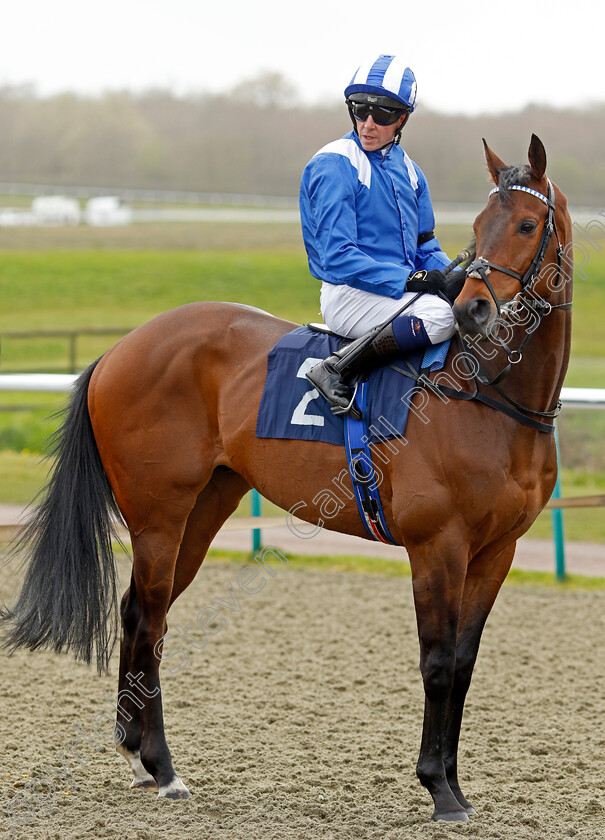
[488,182,554,207]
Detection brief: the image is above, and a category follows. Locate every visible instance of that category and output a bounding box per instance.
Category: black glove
[444,268,467,303]
[405,269,447,294]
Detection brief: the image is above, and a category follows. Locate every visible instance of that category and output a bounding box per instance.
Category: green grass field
[0,221,603,544]
[0,222,602,375]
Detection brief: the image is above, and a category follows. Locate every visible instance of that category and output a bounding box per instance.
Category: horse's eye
[519,220,537,235]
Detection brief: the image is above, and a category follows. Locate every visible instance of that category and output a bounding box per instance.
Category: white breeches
[319,282,456,343]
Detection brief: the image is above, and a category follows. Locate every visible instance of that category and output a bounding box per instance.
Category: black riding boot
[306,316,430,420]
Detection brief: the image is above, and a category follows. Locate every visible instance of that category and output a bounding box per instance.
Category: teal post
[251,489,262,552]
[551,420,566,581]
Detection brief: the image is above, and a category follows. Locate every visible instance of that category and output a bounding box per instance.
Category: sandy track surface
[1,556,604,840]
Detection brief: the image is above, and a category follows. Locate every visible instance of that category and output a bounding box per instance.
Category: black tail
[1,359,123,673]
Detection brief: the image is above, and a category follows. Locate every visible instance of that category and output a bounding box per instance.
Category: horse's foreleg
[443,542,516,814]
[410,544,469,822]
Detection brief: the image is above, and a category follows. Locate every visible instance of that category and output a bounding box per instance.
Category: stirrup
[306,362,363,421]
[329,380,362,421]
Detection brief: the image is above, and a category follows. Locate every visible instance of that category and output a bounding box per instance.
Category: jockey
[300,54,458,420]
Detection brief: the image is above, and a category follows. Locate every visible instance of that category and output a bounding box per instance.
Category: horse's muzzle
[453,296,494,337]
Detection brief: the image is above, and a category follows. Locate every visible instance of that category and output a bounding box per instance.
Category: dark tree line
[0,75,603,205]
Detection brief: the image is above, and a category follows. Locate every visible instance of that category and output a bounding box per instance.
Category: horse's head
[453,134,570,338]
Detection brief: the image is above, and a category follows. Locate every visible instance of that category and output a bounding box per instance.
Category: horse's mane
[465,232,477,263]
[496,164,531,202]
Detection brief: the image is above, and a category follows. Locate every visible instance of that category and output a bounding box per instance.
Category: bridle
[467,180,563,308]
[436,179,572,434]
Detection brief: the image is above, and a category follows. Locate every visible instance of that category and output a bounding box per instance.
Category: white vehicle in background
[0,207,35,226]
[84,196,132,226]
[31,195,81,225]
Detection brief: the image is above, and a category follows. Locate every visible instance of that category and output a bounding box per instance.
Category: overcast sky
[2,0,603,115]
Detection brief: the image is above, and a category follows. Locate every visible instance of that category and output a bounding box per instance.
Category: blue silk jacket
[299,131,450,299]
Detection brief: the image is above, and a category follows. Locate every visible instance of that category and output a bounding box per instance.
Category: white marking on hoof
[431,809,468,823]
[116,744,157,789]
[158,775,191,800]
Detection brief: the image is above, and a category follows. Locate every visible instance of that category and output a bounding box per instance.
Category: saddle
[256,325,451,546]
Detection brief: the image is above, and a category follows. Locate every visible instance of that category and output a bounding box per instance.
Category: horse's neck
[496,285,572,417]
[523,305,570,407]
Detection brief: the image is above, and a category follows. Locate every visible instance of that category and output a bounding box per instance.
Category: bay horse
[1,135,572,822]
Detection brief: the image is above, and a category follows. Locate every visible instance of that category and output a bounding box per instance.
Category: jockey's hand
[445,268,467,303]
[405,269,447,294]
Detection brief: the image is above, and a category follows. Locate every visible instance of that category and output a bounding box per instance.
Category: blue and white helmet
[345,54,417,112]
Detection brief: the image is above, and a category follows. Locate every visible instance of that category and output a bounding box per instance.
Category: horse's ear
[482,138,507,185]
[528,134,547,181]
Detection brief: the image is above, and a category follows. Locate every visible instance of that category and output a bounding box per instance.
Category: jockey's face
[356,114,406,152]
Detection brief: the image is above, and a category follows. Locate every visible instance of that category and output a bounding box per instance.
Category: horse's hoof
[160,788,191,800]
[448,781,477,816]
[431,809,469,822]
[130,778,157,790]
[454,794,477,816]
[160,787,191,800]
[158,777,191,800]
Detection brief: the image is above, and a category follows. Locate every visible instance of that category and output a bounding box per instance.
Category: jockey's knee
[421,299,456,344]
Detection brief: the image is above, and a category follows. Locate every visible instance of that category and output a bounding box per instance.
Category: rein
[435,179,572,434]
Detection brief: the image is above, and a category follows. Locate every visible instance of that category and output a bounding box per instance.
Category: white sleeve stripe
[402,151,419,190]
[313,139,372,189]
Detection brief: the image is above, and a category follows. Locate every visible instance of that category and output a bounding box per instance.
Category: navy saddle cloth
[256,326,449,446]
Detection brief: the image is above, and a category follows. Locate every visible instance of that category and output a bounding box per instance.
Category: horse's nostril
[466,298,491,325]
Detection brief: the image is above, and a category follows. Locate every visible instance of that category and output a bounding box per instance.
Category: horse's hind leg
[442,542,516,815]
[114,468,250,796]
[113,525,192,799]
[114,576,159,789]
[169,468,251,607]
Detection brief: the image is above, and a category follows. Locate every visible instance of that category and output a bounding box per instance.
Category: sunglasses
[348,101,408,126]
